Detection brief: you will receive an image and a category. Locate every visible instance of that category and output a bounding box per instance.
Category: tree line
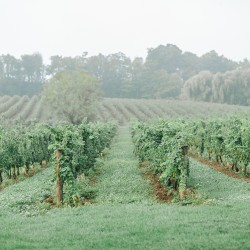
[0,53,44,95]
[0,44,249,104]
[181,66,250,105]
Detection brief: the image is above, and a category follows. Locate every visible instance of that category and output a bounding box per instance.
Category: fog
[0,0,249,62]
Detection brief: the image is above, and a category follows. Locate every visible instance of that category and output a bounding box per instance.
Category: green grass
[0,201,250,249]
[93,126,155,204]
[0,163,45,190]
[0,166,54,216]
[189,159,250,203]
[0,126,250,249]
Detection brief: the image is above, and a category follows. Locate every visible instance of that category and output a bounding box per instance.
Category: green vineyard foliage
[0,121,117,206]
[188,117,250,175]
[131,120,190,195]
[131,116,250,197]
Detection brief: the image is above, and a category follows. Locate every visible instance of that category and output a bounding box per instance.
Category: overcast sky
[0,0,249,63]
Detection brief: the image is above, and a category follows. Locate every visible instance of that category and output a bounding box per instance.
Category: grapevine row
[188,117,250,175]
[131,116,250,199]
[0,121,117,206]
[131,120,190,198]
[2,95,250,123]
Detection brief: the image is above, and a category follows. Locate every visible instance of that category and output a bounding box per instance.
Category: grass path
[0,166,54,216]
[190,158,250,204]
[94,126,155,204]
[0,126,250,249]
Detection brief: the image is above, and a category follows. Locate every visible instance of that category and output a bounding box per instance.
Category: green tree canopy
[200,50,236,73]
[181,68,250,105]
[42,71,102,124]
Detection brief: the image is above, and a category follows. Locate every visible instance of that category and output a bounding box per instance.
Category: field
[0,97,250,249]
[1,95,250,123]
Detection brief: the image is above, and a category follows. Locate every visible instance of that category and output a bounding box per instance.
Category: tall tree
[21,53,44,83]
[181,71,213,101]
[181,68,250,105]
[42,71,102,124]
[145,44,183,73]
[200,50,236,73]
[129,57,145,98]
[47,53,87,76]
[85,53,106,80]
[179,52,200,80]
[101,52,132,98]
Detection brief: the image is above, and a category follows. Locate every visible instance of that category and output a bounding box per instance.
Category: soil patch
[140,161,173,203]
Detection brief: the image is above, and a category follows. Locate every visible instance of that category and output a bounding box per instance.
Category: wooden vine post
[56,149,63,207]
[0,170,3,184]
[179,145,189,200]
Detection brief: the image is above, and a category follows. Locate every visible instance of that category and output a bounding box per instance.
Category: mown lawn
[0,201,250,250]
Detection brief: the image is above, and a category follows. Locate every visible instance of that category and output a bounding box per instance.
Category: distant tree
[138,45,185,99]
[21,53,44,83]
[222,69,250,105]
[99,52,132,98]
[151,71,183,98]
[42,71,102,124]
[238,58,250,69]
[0,54,20,79]
[181,71,213,101]
[0,55,21,95]
[0,53,45,96]
[210,72,225,102]
[129,57,145,98]
[179,52,200,80]
[200,50,237,73]
[181,68,250,105]
[85,53,106,80]
[145,44,183,73]
[47,52,88,76]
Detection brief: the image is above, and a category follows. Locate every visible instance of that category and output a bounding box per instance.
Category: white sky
[0,0,249,63]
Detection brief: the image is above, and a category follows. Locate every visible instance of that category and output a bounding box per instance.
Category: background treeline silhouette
[1,44,249,105]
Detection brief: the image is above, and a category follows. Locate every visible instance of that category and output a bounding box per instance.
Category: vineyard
[1,97,250,249]
[132,117,250,200]
[1,95,250,123]
[0,121,116,207]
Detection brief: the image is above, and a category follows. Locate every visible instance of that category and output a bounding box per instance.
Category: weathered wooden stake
[179,145,189,200]
[56,149,63,207]
[0,170,3,184]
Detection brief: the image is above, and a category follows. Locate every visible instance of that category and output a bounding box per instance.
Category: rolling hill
[0,95,250,124]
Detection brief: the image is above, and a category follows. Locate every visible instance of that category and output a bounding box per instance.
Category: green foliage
[48,121,117,205]
[0,43,242,100]
[1,120,250,249]
[42,71,102,124]
[200,50,236,73]
[132,115,250,195]
[1,123,250,249]
[188,116,250,175]
[0,53,44,96]
[131,120,190,193]
[182,68,250,105]
[0,120,117,206]
[0,122,52,182]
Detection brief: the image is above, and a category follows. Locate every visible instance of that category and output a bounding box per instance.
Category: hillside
[1,95,250,124]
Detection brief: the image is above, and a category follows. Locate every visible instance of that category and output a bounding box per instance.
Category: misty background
[0,0,250,105]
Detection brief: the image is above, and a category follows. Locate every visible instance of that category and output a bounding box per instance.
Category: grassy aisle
[190,158,250,204]
[0,127,250,249]
[0,167,54,216]
[94,126,155,204]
